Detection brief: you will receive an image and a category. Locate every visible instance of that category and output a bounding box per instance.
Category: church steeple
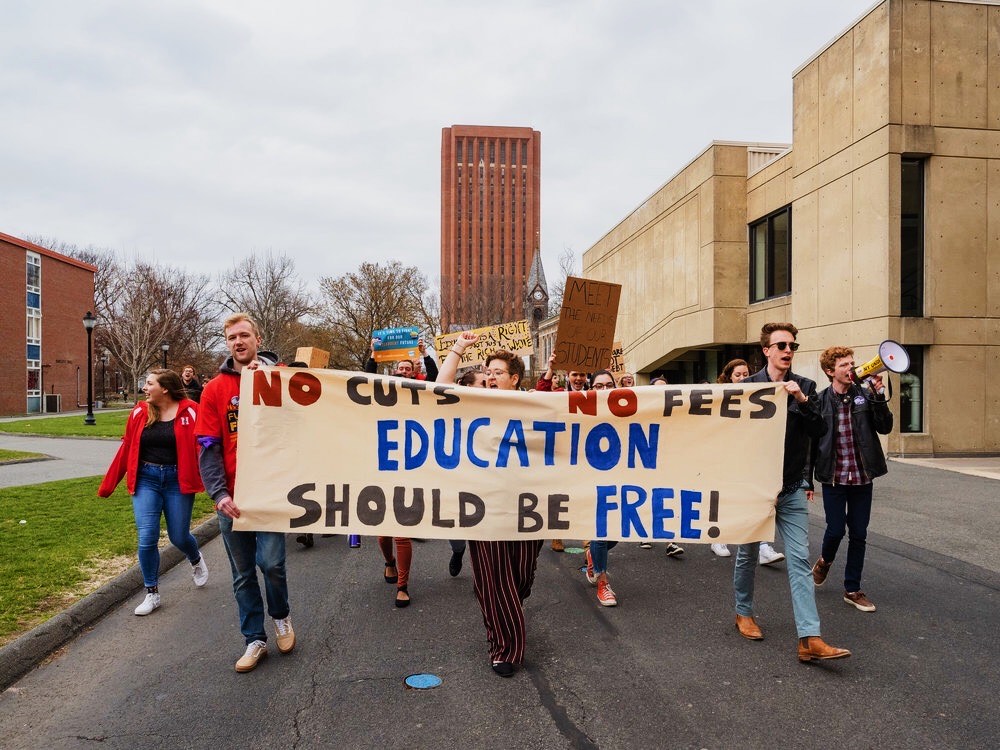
[524,248,549,323]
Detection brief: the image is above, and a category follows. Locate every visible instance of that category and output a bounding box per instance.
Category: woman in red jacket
[99,369,207,616]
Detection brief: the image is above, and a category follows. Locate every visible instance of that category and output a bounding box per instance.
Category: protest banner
[609,341,625,375]
[372,326,420,363]
[553,276,622,371]
[233,369,787,544]
[434,319,533,368]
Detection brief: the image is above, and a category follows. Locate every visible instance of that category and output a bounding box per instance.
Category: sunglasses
[768,341,800,352]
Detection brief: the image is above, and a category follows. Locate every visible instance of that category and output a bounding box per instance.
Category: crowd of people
[99,315,892,676]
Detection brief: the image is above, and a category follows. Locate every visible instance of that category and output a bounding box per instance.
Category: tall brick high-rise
[440,125,541,331]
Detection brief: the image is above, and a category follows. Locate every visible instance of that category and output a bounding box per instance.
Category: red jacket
[98,399,204,496]
[535,375,565,392]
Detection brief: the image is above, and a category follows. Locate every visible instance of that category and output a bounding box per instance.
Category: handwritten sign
[553,276,622,371]
[434,319,533,368]
[372,326,420,364]
[608,341,625,375]
[233,369,786,543]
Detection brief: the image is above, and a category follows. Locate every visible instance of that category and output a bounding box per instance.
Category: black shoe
[395,585,411,608]
[383,559,398,584]
[449,549,464,577]
[296,534,314,548]
[665,542,685,557]
[491,661,515,678]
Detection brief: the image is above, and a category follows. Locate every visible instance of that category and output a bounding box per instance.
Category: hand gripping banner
[233,369,787,544]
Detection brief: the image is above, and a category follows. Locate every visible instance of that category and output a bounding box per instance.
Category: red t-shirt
[195,372,241,496]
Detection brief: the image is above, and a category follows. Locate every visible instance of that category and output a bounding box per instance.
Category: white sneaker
[235,640,267,672]
[759,543,785,566]
[134,592,161,616]
[273,616,296,654]
[711,543,731,557]
[191,554,209,587]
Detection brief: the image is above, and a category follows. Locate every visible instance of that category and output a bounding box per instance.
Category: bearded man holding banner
[438,331,544,678]
[735,322,852,663]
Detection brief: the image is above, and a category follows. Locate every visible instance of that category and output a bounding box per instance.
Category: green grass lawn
[0,410,131,438]
[0,476,215,645]
[0,449,45,463]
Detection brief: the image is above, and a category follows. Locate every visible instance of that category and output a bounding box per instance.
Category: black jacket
[365,353,439,381]
[745,367,827,492]
[812,383,893,485]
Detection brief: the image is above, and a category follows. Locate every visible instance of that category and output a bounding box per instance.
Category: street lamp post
[82,311,96,426]
[100,350,109,404]
[161,340,169,369]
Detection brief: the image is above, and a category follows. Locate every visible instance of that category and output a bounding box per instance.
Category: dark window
[899,345,924,433]
[901,159,924,316]
[749,206,792,302]
[456,140,462,162]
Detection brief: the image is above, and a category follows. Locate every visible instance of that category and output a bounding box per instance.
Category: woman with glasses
[583,370,624,606]
[438,331,544,678]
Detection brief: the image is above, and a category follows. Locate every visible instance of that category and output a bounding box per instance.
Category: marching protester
[99,369,208,616]
[811,346,893,613]
[365,336,439,381]
[446,367,489,577]
[642,375,684,555]
[712,359,785,566]
[535,351,587,551]
[584,370,622,606]
[734,322,850,662]
[618,372,635,387]
[180,365,203,403]
[438,331,544,678]
[196,313,296,672]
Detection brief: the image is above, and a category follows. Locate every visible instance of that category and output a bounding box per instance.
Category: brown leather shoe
[735,615,763,640]
[811,557,831,586]
[797,636,851,662]
[551,539,565,552]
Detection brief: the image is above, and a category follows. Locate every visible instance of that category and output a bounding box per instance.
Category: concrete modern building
[582,0,999,456]
[1,232,97,416]
[440,125,542,331]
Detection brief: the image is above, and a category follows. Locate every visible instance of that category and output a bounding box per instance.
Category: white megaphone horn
[851,340,910,385]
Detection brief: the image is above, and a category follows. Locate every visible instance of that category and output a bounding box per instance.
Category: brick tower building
[440,125,541,331]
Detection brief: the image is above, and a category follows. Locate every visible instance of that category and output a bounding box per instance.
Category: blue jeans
[218,514,290,644]
[820,483,873,593]
[734,486,820,638]
[588,540,618,574]
[131,463,201,587]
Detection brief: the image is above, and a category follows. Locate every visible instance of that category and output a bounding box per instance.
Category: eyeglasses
[484,369,509,377]
[768,341,800,352]
[590,382,615,390]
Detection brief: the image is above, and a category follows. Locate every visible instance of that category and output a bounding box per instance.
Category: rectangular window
[26,252,41,291]
[901,159,924,316]
[899,345,924,433]
[749,206,792,302]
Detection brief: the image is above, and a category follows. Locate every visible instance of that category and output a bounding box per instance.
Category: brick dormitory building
[0,232,97,416]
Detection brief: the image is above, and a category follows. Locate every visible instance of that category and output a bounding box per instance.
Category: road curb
[0,515,220,692]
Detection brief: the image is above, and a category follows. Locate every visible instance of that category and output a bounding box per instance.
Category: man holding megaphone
[811,346,894,614]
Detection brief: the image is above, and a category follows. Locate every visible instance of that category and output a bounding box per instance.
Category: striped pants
[468,539,544,665]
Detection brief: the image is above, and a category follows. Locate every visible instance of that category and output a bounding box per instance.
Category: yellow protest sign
[434,319,533,368]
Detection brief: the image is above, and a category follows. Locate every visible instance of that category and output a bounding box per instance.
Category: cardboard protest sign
[609,341,625,375]
[233,368,787,544]
[372,326,420,363]
[434,319,533,368]
[553,276,622,371]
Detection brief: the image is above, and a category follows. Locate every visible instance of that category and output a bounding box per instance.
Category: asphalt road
[0,459,997,750]
[0,433,118,488]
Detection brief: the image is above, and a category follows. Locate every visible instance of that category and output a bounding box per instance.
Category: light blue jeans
[734,486,820,638]
[132,463,201,588]
[218,514,290,645]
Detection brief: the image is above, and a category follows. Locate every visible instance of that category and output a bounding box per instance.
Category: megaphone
[851,339,910,385]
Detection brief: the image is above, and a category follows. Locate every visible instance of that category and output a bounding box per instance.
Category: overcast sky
[1,0,878,289]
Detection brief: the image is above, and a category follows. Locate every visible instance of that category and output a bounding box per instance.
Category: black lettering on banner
[662,389,684,417]
[373,380,397,407]
[518,492,543,532]
[720,389,743,419]
[548,493,570,530]
[288,483,321,528]
[346,376,370,405]
[748,387,778,419]
[326,483,350,526]
[431,489,456,527]
[357,485,387,525]
[393,486,425,526]
[400,380,427,405]
[688,389,712,416]
[433,384,460,405]
[459,491,485,527]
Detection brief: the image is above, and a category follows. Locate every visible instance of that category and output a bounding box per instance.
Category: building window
[899,345,924,433]
[749,206,791,302]
[901,159,924,316]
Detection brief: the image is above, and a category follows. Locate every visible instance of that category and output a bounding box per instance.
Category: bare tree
[316,261,437,370]
[548,247,577,312]
[217,251,315,361]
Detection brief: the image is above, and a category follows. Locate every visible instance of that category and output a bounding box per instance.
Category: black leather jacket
[812,383,893,485]
[745,367,827,493]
